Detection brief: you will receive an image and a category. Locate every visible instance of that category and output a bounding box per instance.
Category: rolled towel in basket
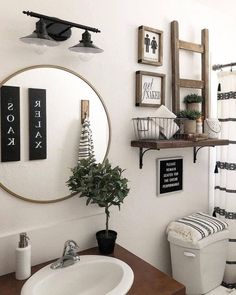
[166,212,228,242]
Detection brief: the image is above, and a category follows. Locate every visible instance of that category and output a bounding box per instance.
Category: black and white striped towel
[78,117,95,161]
[167,212,228,242]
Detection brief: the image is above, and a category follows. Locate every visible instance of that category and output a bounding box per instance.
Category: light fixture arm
[23,11,101,33]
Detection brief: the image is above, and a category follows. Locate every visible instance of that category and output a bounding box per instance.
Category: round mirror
[0,65,111,203]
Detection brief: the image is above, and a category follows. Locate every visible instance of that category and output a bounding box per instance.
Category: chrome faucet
[50,240,80,269]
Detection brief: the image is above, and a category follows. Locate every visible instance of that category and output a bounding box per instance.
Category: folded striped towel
[166,212,228,242]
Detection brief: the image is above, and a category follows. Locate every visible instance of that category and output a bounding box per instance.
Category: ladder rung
[179,40,204,53]
[180,79,204,89]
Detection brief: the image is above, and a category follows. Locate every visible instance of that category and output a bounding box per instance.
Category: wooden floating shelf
[131,139,229,169]
[131,139,229,149]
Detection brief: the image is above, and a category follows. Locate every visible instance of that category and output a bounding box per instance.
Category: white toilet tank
[168,229,229,295]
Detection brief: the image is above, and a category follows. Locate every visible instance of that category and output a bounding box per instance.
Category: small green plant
[177,110,201,120]
[67,157,129,237]
[184,94,203,104]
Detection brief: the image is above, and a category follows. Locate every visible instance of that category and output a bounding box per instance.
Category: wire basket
[132,117,185,140]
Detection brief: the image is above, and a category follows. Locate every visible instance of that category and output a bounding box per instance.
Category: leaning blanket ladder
[171,20,209,119]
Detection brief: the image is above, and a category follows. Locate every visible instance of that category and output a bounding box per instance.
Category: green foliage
[177,110,202,120]
[184,94,203,104]
[67,157,129,236]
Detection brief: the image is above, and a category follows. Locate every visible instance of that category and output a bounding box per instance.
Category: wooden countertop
[0,244,185,295]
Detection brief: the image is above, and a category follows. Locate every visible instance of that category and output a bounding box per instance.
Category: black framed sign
[0,85,20,162]
[29,88,47,160]
[156,157,183,195]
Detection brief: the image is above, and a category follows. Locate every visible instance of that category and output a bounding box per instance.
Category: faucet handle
[65,240,79,250]
[63,240,79,256]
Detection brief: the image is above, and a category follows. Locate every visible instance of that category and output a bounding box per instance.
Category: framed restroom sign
[29,88,47,160]
[138,26,163,66]
[156,157,183,195]
[0,85,20,162]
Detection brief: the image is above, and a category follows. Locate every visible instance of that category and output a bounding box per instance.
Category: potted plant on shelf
[184,93,203,112]
[177,110,201,134]
[67,156,129,254]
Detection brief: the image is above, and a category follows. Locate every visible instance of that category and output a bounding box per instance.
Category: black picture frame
[0,85,20,162]
[28,88,47,160]
[156,157,183,195]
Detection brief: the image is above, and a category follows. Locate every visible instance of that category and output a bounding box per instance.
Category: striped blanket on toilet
[167,212,228,242]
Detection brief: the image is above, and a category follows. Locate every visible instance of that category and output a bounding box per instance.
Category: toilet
[168,229,230,294]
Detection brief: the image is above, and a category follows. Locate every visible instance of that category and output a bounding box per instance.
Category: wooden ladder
[171,20,209,118]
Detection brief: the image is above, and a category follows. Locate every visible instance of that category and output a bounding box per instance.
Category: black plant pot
[96,230,117,255]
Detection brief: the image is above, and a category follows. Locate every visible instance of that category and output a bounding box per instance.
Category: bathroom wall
[0,0,235,276]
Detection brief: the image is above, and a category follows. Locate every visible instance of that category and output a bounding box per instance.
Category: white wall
[0,0,235,276]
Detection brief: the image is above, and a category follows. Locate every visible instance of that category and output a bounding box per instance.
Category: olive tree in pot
[184,93,203,112]
[67,157,129,254]
[177,110,201,134]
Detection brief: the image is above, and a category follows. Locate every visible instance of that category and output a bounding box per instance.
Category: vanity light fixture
[20,11,103,54]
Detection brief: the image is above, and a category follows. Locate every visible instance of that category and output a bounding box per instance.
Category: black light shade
[20,19,58,47]
[69,30,103,54]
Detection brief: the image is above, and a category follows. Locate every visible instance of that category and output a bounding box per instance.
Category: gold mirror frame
[0,65,111,203]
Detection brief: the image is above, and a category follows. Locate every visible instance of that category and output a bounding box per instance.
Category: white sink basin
[21,255,134,295]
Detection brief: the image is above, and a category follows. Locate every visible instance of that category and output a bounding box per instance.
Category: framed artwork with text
[136,71,165,107]
[156,157,183,196]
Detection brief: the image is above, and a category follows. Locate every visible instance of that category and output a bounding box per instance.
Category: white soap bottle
[15,232,31,280]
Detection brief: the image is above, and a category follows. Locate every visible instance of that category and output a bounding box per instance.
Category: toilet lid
[168,229,230,249]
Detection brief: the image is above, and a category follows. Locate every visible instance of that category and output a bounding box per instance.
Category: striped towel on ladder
[78,117,95,161]
[166,212,228,242]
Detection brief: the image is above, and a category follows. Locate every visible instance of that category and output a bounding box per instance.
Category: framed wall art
[28,88,47,160]
[136,71,165,107]
[138,26,163,66]
[0,85,20,162]
[156,157,183,196]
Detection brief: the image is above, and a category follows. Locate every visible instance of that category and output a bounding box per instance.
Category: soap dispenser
[15,232,31,280]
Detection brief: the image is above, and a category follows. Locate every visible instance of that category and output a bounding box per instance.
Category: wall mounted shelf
[131,139,229,169]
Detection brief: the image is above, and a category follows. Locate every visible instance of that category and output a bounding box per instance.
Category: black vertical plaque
[0,85,20,162]
[157,157,183,195]
[29,88,47,160]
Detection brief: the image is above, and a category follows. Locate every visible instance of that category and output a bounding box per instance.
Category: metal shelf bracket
[131,139,229,168]
[193,145,214,163]
[139,145,216,167]
[139,147,159,169]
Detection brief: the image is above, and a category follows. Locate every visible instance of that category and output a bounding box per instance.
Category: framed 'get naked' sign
[136,71,165,107]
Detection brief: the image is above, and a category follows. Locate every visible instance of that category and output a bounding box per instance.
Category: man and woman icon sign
[144,34,158,54]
